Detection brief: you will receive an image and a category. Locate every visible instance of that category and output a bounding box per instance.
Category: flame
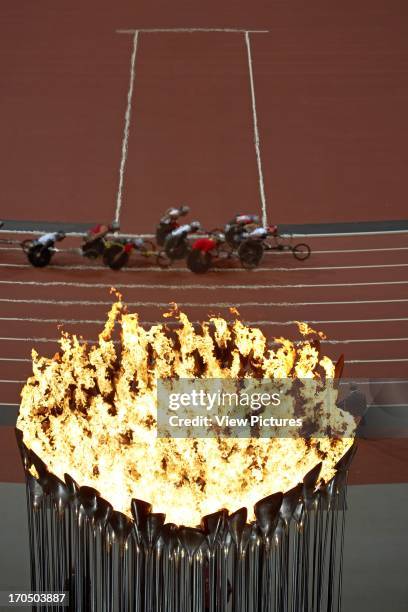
[17,299,354,526]
[297,321,326,340]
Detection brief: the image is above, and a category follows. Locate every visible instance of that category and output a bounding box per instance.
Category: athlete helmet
[210,230,225,243]
[189,221,201,232]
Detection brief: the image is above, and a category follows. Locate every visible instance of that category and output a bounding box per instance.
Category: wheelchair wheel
[82,247,99,259]
[103,243,129,270]
[157,250,172,268]
[293,243,311,261]
[27,245,52,268]
[164,239,190,260]
[21,239,34,254]
[238,240,264,269]
[187,249,213,274]
[225,226,243,248]
[82,238,106,259]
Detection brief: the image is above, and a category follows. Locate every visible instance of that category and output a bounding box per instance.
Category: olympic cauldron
[16,301,356,611]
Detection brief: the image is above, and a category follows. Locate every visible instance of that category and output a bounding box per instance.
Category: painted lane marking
[115,31,139,225]
[1,280,408,289]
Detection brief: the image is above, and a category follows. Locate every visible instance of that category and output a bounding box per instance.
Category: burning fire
[17,298,354,526]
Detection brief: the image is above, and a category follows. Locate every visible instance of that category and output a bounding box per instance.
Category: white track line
[348,358,408,363]
[0,332,407,344]
[0,379,26,384]
[0,352,406,365]
[0,229,154,238]
[1,280,407,290]
[117,28,269,34]
[367,403,408,407]
[323,337,408,344]
[0,399,405,409]
[0,229,89,237]
[0,336,114,346]
[283,230,408,238]
[1,298,407,308]
[339,380,408,385]
[2,228,408,238]
[1,316,407,326]
[0,317,105,324]
[0,359,405,383]
[0,244,408,257]
[245,318,408,325]
[2,262,408,273]
[0,298,122,306]
[0,337,57,342]
[1,372,406,386]
[248,263,408,272]
[115,31,139,225]
[298,247,408,254]
[1,245,408,255]
[245,31,268,227]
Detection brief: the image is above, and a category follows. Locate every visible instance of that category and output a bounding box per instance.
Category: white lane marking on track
[2,398,404,409]
[243,318,408,325]
[115,30,139,225]
[1,316,408,326]
[1,280,408,289]
[324,337,408,344]
[281,230,408,238]
[348,358,408,363]
[0,336,89,343]
[0,352,406,366]
[2,229,408,241]
[233,263,408,271]
[2,353,407,383]
[368,403,408,407]
[1,245,408,255]
[0,229,154,238]
[2,228,408,238]
[294,247,408,254]
[0,336,58,342]
[2,262,408,273]
[0,379,26,384]
[340,380,408,385]
[1,298,407,307]
[0,298,120,306]
[0,333,407,344]
[245,31,268,227]
[117,28,270,33]
[0,317,106,324]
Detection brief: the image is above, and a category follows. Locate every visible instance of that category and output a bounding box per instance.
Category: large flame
[17,298,354,526]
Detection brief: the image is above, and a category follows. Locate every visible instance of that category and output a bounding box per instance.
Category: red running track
[1,0,408,491]
[1,1,408,229]
[0,231,407,485]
